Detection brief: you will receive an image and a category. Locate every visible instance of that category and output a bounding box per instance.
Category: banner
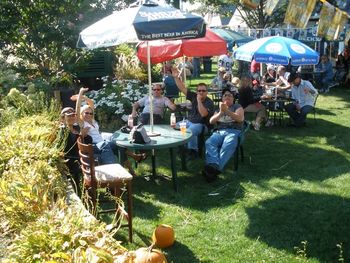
[317,2,335,38]
[325,9,348,41]
[265,0,284,16]
[240,0,260,9]
[284,0,317,28]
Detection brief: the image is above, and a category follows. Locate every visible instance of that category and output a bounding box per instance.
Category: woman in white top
[73,88,146,173]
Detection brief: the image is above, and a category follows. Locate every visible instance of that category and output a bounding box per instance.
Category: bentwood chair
[77,137,133,242]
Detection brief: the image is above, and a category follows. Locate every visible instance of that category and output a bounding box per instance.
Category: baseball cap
[60,107,75,116]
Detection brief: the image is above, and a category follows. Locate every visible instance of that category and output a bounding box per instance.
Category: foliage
[197,0,287,28]
[0,111,133,262]
[87,78,148,131]
[0,0,134,83]
[5,204,132,262]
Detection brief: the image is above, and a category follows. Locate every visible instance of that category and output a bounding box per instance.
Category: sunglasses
[153,89,162,91]
[197,90,207,93]
[223,93,233,97]
[84,112,93,115]
[66,113,77,117]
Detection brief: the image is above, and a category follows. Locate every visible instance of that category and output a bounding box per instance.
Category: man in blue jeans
[203,88,244,182]
[285,72,318,127]
[172,67,214,159]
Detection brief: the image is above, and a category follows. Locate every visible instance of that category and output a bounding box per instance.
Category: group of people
[60,54,322,187]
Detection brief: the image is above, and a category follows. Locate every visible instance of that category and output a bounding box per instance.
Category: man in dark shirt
[172,67,214,158]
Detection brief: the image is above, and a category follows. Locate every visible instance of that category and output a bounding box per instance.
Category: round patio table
[111,125,192,191]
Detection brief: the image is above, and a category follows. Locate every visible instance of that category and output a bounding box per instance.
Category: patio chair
[233,120,251,172]
[312,94,319,123]
[77,137,133,242]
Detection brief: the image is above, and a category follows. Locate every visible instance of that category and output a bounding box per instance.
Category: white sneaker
[252,121,260,131]
[265,120,274,127]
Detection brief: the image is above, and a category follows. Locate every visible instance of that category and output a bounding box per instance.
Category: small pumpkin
[134,247,167,263]
[152,224,175,248]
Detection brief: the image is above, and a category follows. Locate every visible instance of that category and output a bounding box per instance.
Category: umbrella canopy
[211,28,253,50]
[136,28,227,64]
[77,1,206,132]
[77,1,206,49]
[233,36,320,66]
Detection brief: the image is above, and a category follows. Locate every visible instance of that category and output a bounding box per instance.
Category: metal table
[112,125,192,191]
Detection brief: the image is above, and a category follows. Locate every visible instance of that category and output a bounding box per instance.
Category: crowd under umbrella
[77,0,206,133]
[233,36,320,66]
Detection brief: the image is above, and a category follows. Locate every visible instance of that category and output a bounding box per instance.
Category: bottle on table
[170,113,176,128]
[128,114,134,128]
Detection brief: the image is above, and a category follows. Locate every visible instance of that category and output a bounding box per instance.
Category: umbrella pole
[147,41,154,133]
[183,55,187,83]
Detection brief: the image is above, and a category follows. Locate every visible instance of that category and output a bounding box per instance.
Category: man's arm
[172,67,188,95]
[131,101,140,117]
[165,97,177,111]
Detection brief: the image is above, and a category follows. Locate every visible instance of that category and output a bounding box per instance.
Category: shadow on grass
[245,190,350,262]
[165,241,200,263]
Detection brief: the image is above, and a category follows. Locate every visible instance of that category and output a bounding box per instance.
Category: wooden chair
[77,137,133,242]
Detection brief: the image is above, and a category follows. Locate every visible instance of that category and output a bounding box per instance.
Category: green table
[112,125,192,191]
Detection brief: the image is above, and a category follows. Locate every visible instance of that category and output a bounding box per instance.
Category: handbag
[130,124,151,144]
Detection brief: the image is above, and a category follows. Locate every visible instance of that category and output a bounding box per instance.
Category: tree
[190,0,288,29]
[0,0,133,86]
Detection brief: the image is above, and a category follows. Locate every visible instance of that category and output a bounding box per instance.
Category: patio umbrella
[136,28,227,64]
[211,28,253,50]
[233,36,319,66]
[77,0,206,132]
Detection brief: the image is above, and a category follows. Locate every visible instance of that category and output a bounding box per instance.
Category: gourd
[152,224,175,248]
[134,246,167,263]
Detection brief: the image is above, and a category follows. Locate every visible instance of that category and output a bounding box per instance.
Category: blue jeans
[178,120,207,152]
[93,140,118,165]
[205,128,241,171]
[285,103,313,127]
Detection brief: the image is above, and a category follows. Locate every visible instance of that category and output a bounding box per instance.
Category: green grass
[105,70,350,262]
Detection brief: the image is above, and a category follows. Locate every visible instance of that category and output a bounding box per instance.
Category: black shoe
[203,164,221,183]
[186,149,199,161]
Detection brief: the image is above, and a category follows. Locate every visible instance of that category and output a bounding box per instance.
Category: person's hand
[80,87,89,93]
[296,104,301,111]
[70,94,78,101]
[197,94,202,102]
[171,67,180,78]
[220,101,228,113]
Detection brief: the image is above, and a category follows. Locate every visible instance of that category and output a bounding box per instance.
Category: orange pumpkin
[134,247,167,263]
[152,224,175,248]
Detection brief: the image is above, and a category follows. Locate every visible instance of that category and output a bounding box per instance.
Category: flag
[317,2,335,38]
[284,0,317,28]
[240,0,260,9]
[325,9,348,40]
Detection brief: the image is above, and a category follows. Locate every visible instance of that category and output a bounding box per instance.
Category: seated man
[172,67,214,159]
[285,73,318,127]
[132,83,177,125]
[315,55,334,93]
[273,65,291,92]
[203,88,244,182]
[238,76,267,131]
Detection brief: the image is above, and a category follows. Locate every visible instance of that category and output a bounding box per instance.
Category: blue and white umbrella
[233,36,319,66]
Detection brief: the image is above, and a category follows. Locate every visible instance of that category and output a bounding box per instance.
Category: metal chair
[77,137,133,242]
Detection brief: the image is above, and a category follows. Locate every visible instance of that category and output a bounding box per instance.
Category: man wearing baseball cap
[285,72,318,127]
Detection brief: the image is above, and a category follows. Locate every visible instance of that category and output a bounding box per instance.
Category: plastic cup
[180,122,186,134]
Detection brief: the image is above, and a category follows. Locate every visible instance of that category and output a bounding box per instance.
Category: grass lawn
[104,68,350,262]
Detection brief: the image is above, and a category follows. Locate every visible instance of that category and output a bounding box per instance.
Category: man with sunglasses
[132,83,177,124]
[203,88,244,182]
[172,67,214,159]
